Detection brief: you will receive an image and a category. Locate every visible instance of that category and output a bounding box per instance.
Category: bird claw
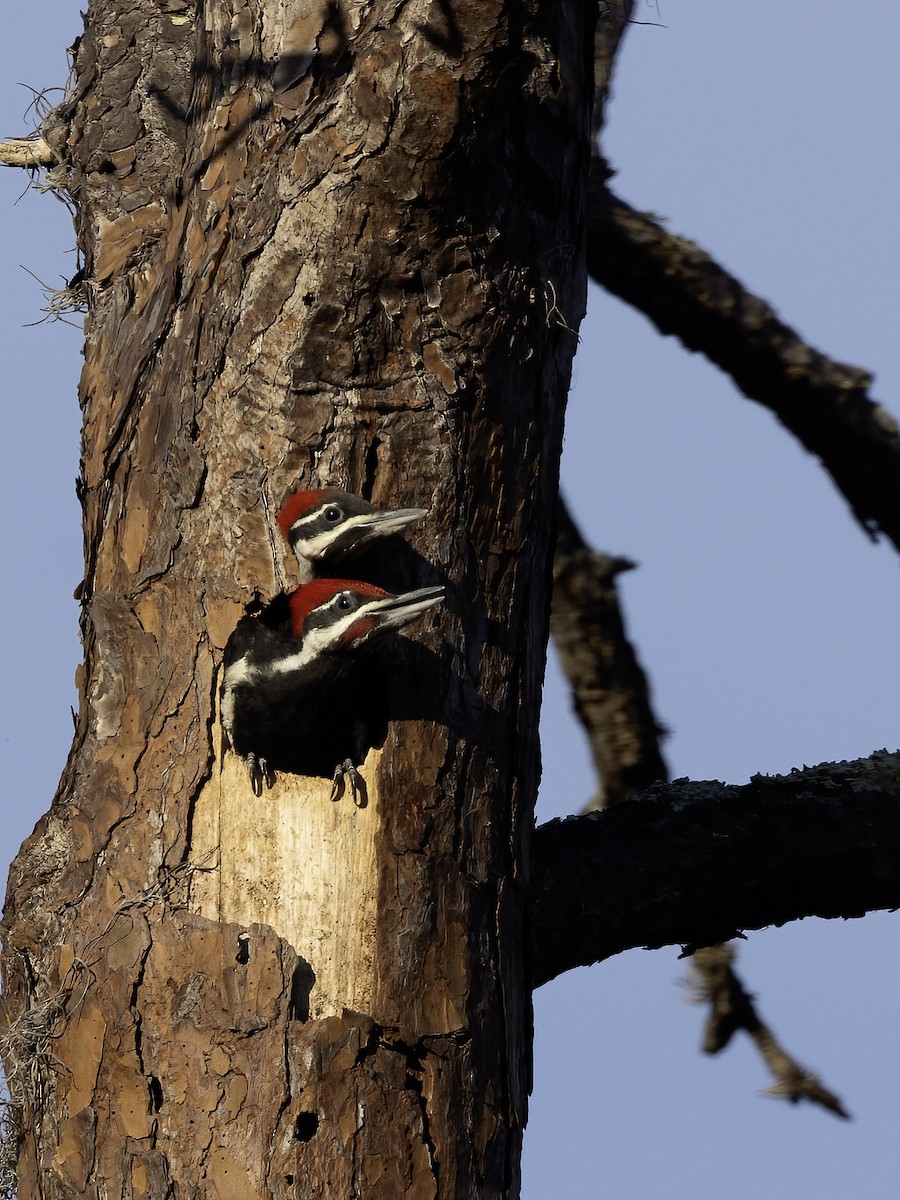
[246,752,276,796]
[330,760,368,807]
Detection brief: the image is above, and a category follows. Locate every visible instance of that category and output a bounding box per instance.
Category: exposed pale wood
[0,137,56,168]
[191,717,384,1020]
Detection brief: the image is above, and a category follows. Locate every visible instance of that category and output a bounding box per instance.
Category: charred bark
[530,750,900,987]
[550,495,668,809]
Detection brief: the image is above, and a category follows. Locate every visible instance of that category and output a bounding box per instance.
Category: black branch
[689,944,850,1120]
[586,161,900,552]
[551,494,668,809]
[529,751,900,988]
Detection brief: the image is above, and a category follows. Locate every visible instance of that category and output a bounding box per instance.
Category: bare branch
[551,495,668,808]
[530,750,900,986]
[586,160,900,552]
[689,944,850,1120]
[0,137,56,169]
[550,499,844,1111]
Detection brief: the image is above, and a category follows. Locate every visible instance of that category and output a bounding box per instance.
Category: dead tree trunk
[1,1,593,1196]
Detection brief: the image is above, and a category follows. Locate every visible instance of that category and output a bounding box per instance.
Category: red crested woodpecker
[221,578,444,799]
[277,488,428,582]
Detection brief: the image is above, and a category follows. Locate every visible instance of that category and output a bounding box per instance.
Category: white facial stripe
[222,642,316,688]
[271,598,386,670]
[223,592,442,709]
[269,593,415,675]
[292,512,374,556]
[273,623,332,671]
[289,504,342,532]
[224,656,254,687]
[291,508,428,559]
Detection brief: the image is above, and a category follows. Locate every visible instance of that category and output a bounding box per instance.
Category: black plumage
[221,580,443,799]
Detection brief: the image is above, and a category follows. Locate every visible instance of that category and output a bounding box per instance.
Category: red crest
[288,579,390,636]
[277,489,333,540]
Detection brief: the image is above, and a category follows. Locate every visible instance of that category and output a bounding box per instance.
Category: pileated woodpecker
[221,578,444,799]
[277,488,428,582]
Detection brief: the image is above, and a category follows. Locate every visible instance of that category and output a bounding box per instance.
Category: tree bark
[1,2,594,1196]
[530,750,900,987]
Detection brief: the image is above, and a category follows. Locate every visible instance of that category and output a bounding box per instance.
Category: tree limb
[551,494,667,808]
[0,137,56,169]
[529,750,900,987]
[549,499,848,1111]
[689,944,850,1120]
[586,160,900,552]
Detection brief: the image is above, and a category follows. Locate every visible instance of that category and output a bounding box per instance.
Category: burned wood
[689,944,850,1120]
[551,494,668,809]
[530,750,900,986]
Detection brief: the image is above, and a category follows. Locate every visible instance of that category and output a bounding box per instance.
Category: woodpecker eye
[324,506,342,523]
[336,592,358,612]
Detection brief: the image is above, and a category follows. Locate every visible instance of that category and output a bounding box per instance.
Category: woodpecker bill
[221,578,444,799]
[277,488,428,581]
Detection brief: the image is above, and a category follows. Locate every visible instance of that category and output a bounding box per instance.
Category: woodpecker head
[287,578,444,660]
[277,488,428,573]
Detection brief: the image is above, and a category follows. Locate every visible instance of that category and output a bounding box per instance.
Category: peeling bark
[1,2,595,1196]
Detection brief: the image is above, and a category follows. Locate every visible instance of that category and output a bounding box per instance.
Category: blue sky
[2,4,898,1197]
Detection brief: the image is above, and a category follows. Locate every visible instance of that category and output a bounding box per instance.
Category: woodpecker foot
[330,760,368,807]
[246,752,276,796]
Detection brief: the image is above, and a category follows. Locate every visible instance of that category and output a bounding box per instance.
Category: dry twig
[689,944,850,1119]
